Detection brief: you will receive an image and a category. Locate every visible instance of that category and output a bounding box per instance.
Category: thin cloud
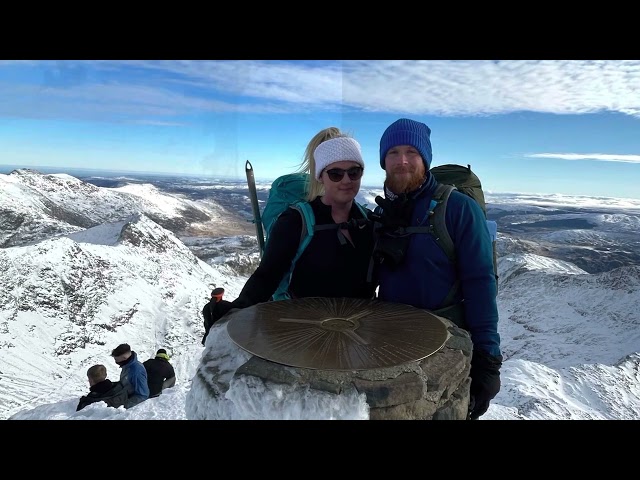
[486,191,640,210]
[2,60,640,122]
[528,153,640,164]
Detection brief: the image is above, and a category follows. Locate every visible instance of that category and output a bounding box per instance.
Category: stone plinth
[186,312,473,420]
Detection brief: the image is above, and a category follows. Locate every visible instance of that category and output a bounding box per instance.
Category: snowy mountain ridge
[1,171,639,420]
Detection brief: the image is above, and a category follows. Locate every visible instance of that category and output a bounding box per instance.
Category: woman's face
[319,160,363,204]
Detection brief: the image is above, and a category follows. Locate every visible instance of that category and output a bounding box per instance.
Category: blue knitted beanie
[379,118,432,170]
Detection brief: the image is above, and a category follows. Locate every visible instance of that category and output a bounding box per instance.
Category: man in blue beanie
[373,118,502,420]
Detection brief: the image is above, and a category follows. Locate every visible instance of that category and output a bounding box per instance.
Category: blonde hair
[296,127,349,202]
[87,364,107,383]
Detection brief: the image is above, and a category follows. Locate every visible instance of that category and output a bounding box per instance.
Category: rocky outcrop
[187,313,473,420]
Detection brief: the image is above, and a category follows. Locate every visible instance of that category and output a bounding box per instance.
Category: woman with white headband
[207,127,376,324]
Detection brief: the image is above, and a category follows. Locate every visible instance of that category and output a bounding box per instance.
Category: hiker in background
[201,287,225,345]
[208,127,376,324]
[110,343,150,408]
[76,364,128,412]
[371,118,502,420]
[143,348,176,397]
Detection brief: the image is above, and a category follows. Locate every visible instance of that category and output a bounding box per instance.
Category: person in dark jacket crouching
[76,364,128,411]
[143,348,176,398]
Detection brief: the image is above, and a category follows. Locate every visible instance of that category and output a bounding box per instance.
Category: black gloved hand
[468,349,503,420]
[370,194,414,269]
[373,194,413,232]
[372,235,412,269]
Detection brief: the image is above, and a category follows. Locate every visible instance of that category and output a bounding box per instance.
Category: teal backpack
[262,172,369,301]
[262,173,309,248]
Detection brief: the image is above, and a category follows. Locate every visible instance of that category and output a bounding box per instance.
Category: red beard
[384,164,426,194]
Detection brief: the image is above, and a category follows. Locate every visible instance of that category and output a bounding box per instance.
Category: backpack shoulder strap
[402,183,455,261]
[430,183,462,310]
[429,183,456,263]
[355,202,368,218]
[291,201,315,252]
[400,182,460,310]
[271,201,315,301]
[373,185,456,261]
[275,200,318,248]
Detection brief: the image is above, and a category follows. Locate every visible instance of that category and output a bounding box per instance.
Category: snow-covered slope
[0,214,247,419]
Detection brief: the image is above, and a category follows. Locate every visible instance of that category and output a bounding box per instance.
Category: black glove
[370,194,414,269]
[373,194,413,232]
[372,235,412,269]
[468,349,503,420]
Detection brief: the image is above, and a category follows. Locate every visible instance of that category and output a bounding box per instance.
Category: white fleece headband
[313,136,365,180]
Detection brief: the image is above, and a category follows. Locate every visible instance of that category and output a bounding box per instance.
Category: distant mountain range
[0,168,254,248]
[1,168,639,420]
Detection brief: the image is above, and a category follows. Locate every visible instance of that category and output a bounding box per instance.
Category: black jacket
[231,197,376,309]
[143,357,176,397]
[202,300,214,334]
[76,379,128,411]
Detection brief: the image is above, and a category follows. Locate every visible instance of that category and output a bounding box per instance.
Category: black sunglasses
[325,166,364,182]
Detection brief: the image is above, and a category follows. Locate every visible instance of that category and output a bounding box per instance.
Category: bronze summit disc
[226,297,449,371]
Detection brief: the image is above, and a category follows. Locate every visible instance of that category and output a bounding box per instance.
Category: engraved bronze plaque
[226,297,449,371]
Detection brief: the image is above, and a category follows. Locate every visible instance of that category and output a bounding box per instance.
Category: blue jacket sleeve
[447,193,501,357]
[131,363,150,398]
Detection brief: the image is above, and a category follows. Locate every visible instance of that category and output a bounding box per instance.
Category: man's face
[383,145,426,194]
[113,352,131,366]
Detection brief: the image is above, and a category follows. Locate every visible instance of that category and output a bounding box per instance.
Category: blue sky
[1,60,640,199]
